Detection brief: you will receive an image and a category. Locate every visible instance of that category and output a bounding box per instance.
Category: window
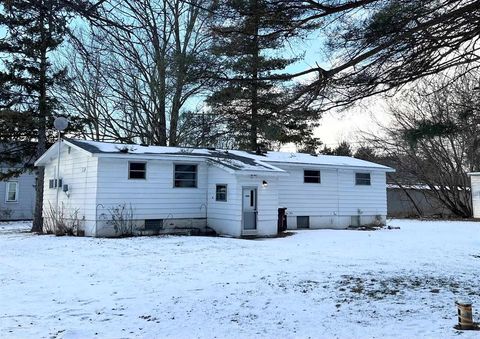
[144,219,163,231]
[304,170,321,183]
[174,164,197,188]
[355,172,371,185]
[216,185,227,202]
[297,216,310,229]
[49,179,62,189]
[129,162,146,179]
[5,181,18,202]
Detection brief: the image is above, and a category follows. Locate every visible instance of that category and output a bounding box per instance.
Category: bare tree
[367,71,480,217]
[63,0,214,146]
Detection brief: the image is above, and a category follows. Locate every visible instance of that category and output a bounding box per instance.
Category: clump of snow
[1,219,479,338]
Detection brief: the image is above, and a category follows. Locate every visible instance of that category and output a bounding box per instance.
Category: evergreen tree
[354,146,377,162]
[0,0,105,232]
[207,0,318,150]
[333,141,353,157]
[319,145,334,155]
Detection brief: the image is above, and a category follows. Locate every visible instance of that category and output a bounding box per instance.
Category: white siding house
[35,139,394,237]
[468,173,480,218]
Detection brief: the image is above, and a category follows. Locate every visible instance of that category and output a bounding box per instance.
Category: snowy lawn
[1,219,480,339]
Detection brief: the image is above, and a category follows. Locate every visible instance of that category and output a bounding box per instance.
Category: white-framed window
[129,162,147,179]
[304,170,321,183]
[174,164,197,188]
[216,184,227,201]
[5,181,18,202]
[355,172,371,185]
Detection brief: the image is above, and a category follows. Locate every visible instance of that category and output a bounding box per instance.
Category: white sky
[314,98,392,148]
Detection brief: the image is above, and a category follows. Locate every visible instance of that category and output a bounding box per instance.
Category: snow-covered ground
[1,219,479,339]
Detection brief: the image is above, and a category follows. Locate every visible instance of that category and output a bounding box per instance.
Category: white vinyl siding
[470,175,480,218]
[206,166,240,236]
[96,159,206,221]
[42,144,98,235]
[274,164,387,229]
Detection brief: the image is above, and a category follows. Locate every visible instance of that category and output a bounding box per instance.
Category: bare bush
[104,203,135,237]
[44,203,81,236]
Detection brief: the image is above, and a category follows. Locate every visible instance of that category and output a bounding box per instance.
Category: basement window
[216,184,227,202]
[297,216,310,229]
[129,162,146,179]
[145,219,163,231]
[355,173,371,186]
[304,170,321,183]
[174,164,197,188]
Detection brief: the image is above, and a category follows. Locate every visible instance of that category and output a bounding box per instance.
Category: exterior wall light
[262,180,268,188]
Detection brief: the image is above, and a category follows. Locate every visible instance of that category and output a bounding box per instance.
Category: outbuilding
[35,139,394,237]
[468,172,480,218]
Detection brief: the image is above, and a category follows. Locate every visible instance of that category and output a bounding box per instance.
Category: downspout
[55,137,62,226]
[204,163,209,225]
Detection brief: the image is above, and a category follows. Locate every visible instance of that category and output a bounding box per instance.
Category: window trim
[173,163,198,188]
[215,184,228,202]
[128,161,147,180]
[304,169,321,184]
[355,172,371,186]
[5,181,19,203]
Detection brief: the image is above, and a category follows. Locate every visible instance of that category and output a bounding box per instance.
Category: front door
[242,187,257,230]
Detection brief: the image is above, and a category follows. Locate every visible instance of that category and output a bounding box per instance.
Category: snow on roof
[62,139,393,172]
[228,150,393,170]
[467,172,480,176]
[65,139,284,174]
[387,183,469,191]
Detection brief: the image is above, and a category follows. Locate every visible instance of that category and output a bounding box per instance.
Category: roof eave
[265,161,394,172]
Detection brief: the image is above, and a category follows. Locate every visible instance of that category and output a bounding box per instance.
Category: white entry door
[242,187,257,230]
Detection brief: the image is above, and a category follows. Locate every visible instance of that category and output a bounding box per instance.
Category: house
[0,167,36,220]
[387,184,458,218]
[34,139,394,237]
[468,172,480,218]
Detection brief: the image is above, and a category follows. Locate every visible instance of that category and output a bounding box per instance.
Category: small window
[145,219,163,231]
[297,216,310,229]
[6,181,18,202]
[216,184,227,202]
[304,170,321,183]
[355,172,371,185]
[129,162,146,179]
[174,164,197,188]
[48,179,62,189]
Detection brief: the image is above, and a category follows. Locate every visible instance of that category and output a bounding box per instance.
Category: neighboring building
[387,184,457,218]
[0,168,36,220]
[34,139,394,237]
[468,172,480,218]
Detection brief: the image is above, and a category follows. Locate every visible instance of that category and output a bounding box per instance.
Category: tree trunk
[32,1,48,233]
[249,0,259,151]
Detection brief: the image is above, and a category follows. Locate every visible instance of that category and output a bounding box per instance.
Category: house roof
[35,139,394,173]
